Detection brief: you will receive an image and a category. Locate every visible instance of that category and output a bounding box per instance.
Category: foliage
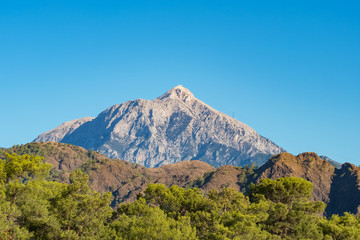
[1,153,360,239]
[319,213,360,239]
[112,198,197,240]
[0,153,112,240]
[250,177,326,239]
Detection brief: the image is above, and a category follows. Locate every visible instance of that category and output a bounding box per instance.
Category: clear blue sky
[1,1,359,164]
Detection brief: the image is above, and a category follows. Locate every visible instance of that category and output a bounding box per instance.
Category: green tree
[4,152,360,240]
[0,153,53,239]
[142,184,274,240]
[51,170,113,239]
[250,177,325,239]
[319,213,360,240]
[113,198,197,240]
[0,153,114,240]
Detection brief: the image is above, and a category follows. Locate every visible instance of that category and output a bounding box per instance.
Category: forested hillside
[1,142,360,216]
[0,142,215,206]
[2,152,360,239]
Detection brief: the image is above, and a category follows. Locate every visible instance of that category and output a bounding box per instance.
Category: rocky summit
[34,86,284,167]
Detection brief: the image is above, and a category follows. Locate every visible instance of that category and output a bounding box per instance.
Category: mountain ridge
[34,86,284,167]
[1,142,357,216]
[34,116,94,143]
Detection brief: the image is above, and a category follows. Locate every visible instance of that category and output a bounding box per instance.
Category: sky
[1,1,359,164]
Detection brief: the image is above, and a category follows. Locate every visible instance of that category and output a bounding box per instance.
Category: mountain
[34,85,284,167]
[0,142,215,206]
[2,142,359,216]
[319,155,342,169]
[195,151,360,216]
[34,117,94,142]
[253,152,360,216]
[326,163,360,215]
[254,152,335,204]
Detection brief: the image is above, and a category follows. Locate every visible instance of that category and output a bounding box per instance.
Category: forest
[1,153,360,240]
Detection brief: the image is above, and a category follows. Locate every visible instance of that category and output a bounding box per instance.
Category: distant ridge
[320,155,342,169]
[34,86,284,167]
[35,117,94,142]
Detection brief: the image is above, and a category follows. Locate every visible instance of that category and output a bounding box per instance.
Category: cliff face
[34,86,284,168]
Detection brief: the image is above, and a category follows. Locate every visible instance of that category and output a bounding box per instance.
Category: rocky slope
[34,86,284,167]
[35,117,94,142]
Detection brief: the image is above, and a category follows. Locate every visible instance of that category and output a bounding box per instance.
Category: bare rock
[34,86,284,167]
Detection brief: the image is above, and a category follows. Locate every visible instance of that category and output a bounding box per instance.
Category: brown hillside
[89,160,215,205]
[255,152,335,203]
[3,143,360,216]
[148,160,215,187]
[201,165,242,192]
[0,142,110,181]
[0,142,215,206]
[326,163,360,216]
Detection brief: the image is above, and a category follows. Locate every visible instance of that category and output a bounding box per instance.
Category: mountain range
[34,86,284,168]
[2,85,352,217]
[1,142,357,216]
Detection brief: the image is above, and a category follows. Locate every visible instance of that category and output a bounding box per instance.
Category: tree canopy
[1,153,360,239]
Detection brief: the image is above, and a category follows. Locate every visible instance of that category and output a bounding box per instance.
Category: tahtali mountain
[34,86,284,167]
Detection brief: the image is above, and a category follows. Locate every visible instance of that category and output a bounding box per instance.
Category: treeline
[1,153,360,239]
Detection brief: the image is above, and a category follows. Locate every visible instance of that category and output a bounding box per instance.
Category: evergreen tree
[2,152,360,240]
[250,177,326,239]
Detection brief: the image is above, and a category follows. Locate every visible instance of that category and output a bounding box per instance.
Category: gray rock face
[34,117,94,142]
[320,155,342,169]
[34,86,285,167]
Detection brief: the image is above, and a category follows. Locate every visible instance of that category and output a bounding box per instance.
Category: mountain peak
[155,85,194,103]
[34,85,284,168]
